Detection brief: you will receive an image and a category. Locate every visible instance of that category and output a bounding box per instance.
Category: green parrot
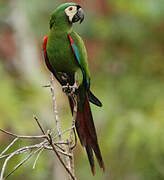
[43,3,105,175]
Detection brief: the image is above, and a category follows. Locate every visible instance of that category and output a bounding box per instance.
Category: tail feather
[92,142,105,171]
[86,144,95,175]
[73,93,105,175]
[88,90,102,107]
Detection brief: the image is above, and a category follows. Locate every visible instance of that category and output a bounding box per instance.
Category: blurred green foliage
[0,0,164,180]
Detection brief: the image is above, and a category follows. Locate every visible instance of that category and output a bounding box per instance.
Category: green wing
[69,31,90,88]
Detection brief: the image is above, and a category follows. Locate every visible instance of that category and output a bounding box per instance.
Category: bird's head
[50,3,84,29]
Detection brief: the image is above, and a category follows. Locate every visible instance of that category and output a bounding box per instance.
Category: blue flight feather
[72,42,89,88]
[68,34,90,88]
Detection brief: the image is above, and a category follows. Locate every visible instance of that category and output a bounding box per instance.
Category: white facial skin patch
[65,6,77,22]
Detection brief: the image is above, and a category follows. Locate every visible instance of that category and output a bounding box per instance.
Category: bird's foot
[62,83,78,95]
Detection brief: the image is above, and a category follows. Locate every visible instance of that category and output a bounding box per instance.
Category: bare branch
[54,141,69,145]
[65,94,78,179]
[1,151,20,179]
[46,132,76,180]
[0,138,18,156]
[53,143,66,152]
[42,144,72,157]
[33,116,46,135]
[70,94,77,150]
[57,150,72,157]
[42,84,50,88]
[0,141,45,160]
[0,128,47,139]
[4,148,42,180]
[33,148,44,169]
[34,113,76,179]
[0,76,78,180]
[50,73,62,140]
[53,126,75,140]
[70,128,77,150]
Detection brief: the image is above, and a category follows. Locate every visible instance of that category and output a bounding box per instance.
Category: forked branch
[0,73,78,180]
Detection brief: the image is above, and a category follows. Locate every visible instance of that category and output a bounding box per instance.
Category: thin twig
[34,116,46,135]
[33,116,76,179]
[47,132,76,180]
[0,128,47,139]
[0,138,18,156]
[42,145,72,157]
[54,141,69,145]
[57,150,72,157]
[33,148,44,169]
[53,126,75,139]
[4,148,42,180]
[53,143,65,152]
[42,84,50,88]
[50,73,62,141]
[67,94,77,179]
[70,128,77,150]
[0,141,46,159]
[70,94,77,150]
[1,151,20,179]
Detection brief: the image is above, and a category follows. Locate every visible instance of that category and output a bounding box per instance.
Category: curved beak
[72,6,84,24]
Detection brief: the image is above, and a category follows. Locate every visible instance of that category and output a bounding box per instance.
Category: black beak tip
[72,6,84,24]
[78,8,84,24]
[80,16,84,24]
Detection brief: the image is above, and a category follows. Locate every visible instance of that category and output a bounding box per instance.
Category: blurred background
[0,0,164,179]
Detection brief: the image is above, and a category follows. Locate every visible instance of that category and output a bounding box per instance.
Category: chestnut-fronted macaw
[43,3,105,175]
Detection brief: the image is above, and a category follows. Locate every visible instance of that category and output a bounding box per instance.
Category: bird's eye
[69,7,73,11]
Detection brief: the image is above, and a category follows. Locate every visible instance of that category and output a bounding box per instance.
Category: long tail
[69,91,105,175]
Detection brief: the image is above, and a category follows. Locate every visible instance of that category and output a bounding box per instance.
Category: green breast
[46,30,78,75]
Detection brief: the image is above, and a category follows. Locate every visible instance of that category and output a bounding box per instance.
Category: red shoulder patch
[68,34,74,44]
[43,36,48,51]
[42,35,53,71]
[68,34,75,54]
